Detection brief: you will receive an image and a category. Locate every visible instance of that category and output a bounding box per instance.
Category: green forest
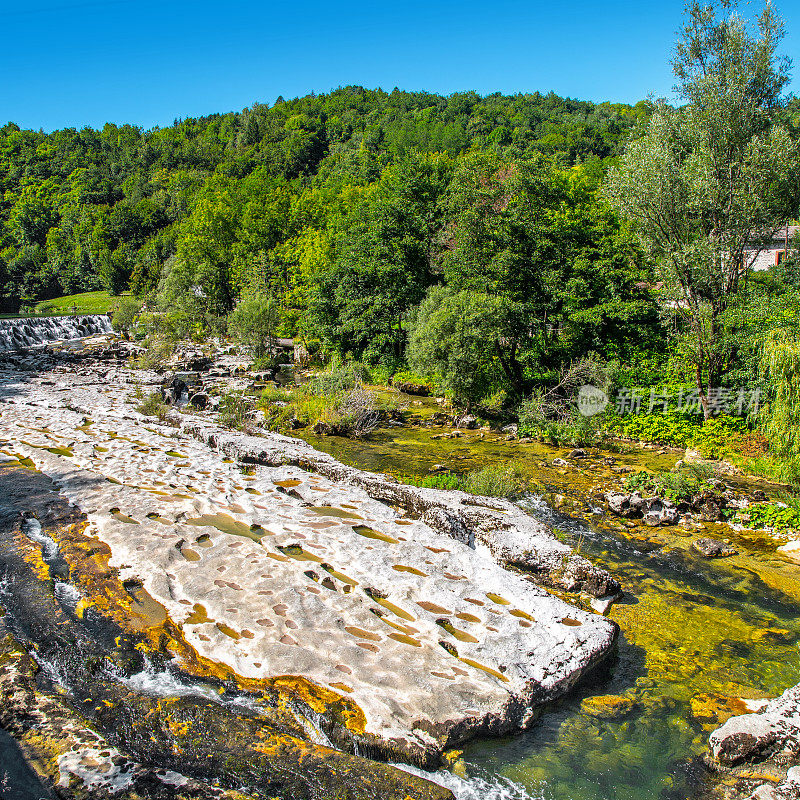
[6,0,800,486]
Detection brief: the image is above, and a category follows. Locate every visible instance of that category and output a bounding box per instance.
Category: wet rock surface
[706,685,800,800]
[0,349,620,796]
[693,538,739,558]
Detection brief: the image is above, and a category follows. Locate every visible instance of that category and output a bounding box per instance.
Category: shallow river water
[301,418,800,800]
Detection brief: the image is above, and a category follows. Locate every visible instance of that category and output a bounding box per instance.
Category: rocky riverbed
[0,340,622,799]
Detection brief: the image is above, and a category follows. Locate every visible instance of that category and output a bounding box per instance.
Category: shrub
[623,463,716,503]
[111,295,141,334]
[603,412,746,456]
[228,296,280,360]
[136,336,176,371]
[261,385,292,403]
[137,391,170,421]
[462,464,527,499]
[400,464,527,499]
[219,392,251,431]
[733,499,800,530]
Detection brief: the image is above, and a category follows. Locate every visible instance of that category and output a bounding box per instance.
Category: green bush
[604,412,746,455]
[462,464,527,498]
[519,407,605,448]
[391,369,432,389]
[733,500,800,530]
[111,295,141,334]
[136,335,176,371]
[401,464,526,499]
[137,391,170,421]
[623,463,716,503]
[228,296,280,360]
[219,392,251,430]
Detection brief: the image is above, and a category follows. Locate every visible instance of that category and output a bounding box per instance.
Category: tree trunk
[494,341,527,397]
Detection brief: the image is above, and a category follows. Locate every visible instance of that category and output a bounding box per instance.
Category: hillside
[0,86,648,309]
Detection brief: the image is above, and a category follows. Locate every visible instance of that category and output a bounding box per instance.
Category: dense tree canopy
[0,88,649,309]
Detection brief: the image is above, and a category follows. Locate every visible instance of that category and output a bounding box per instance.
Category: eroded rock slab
[0,362,618,768]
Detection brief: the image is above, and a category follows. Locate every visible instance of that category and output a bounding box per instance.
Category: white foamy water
[118,662,220,702]
[394,764,542,800]
[0,314,112,350]
[21,517,59,560]
[54,580,81,610]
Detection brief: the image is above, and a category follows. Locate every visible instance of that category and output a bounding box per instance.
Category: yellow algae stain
[321,564,358,586]
[387,632,422,647]
[312,506,364,520]
[352,525,398,543]
[417,601,452,615]
[186,514,266,543]
[278,544,323,563]
[436,620,479,643]
[216,622,241,640]
[185,604,213,625]
[392,564,427,576]
[376,616,419,636]
[486,593,511,605]
[344,626,382,642]
[268,675,367,735]
[458,657,509,683]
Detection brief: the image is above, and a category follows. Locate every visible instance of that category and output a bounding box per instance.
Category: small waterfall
[0,315,112,351]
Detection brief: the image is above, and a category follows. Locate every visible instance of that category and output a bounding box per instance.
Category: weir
[0,314,113,350]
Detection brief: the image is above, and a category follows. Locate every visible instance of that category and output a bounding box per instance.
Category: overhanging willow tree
[606,0,797,418]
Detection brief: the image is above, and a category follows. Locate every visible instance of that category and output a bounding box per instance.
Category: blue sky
[2,0,799,132]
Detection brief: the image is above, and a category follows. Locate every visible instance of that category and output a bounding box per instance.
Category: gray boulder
[693,538,738,558]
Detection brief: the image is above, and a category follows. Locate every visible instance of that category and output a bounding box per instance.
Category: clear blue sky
[2,0,799,132]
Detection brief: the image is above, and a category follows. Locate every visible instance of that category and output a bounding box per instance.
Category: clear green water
[299,417,800,800]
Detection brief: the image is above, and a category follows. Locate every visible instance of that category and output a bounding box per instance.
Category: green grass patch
[33,291,118,316]
[623,462,717,503]
[401,464,527,500]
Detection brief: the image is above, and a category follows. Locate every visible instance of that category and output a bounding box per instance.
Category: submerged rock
[693,538,738,558]
[580,694,636,719]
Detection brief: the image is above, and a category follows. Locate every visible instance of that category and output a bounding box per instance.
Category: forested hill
[0,86,648,308]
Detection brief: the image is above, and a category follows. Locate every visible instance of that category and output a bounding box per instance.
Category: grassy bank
[32,291,117,316]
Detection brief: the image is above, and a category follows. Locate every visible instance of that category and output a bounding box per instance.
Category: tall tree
[606,0,796,418]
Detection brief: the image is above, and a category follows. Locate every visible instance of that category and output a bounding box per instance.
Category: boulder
[641,497,680,527]
[569,448,588,459]
[709,684,800,768]
[188,392,211,410]
[693,538,738,558]
[185,353,213,372]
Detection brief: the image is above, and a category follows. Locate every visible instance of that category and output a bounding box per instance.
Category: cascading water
[0,315,112,350]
